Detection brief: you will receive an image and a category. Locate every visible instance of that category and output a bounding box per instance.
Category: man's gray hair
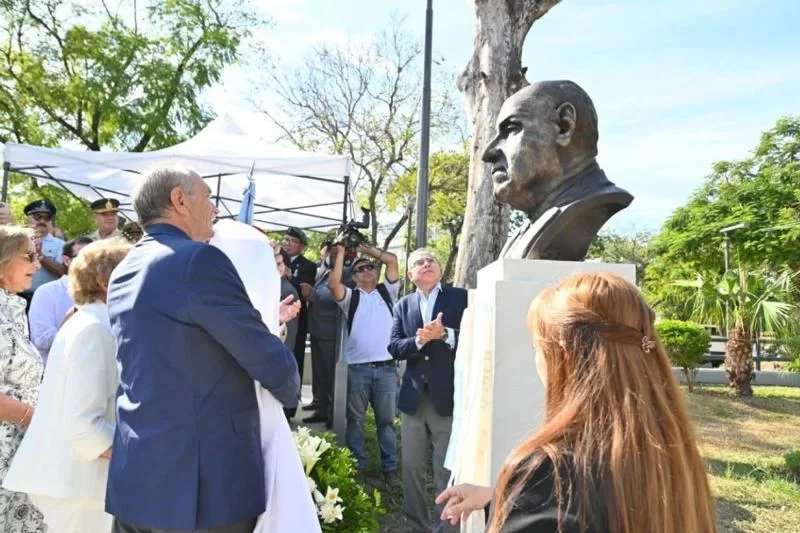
[407,247,438,270]
[133,166,199,226]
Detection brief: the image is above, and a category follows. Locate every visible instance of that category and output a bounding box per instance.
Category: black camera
[333,207,370,250]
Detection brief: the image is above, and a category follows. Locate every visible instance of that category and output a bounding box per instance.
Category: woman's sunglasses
[21,251,37,263]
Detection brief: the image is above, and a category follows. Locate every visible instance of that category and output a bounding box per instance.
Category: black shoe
[383,470,399,488]
[302,413,328,424]
[302,403,318,412]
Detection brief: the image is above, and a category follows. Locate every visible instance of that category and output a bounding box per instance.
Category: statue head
[483,81,599,213]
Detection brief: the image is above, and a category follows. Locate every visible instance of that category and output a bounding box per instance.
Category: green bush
[293,426,384,532]
[655,320,711,392]
[784,449,800,481]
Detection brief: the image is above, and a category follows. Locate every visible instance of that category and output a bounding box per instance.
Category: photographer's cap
[285,227,308,246]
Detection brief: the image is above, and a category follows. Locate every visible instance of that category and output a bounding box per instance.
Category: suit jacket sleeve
[187,245,301,408]
[63,323,116,461]
[387,299,420,361]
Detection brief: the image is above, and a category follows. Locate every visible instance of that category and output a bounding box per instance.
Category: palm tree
[673,269,796,396]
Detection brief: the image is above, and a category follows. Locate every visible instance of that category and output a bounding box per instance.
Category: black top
[489,456,607,533]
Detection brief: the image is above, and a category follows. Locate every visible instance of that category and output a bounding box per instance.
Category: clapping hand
[416,312,446,346]
[279,295,301,324]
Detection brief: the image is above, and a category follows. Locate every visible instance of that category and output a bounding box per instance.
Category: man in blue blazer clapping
[388,248,468,533]
[106,166,300,533]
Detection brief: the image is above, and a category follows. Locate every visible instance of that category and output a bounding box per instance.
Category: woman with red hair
[437,272,717,533]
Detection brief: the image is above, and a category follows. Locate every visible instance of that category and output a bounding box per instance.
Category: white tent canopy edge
[1,114,354,233]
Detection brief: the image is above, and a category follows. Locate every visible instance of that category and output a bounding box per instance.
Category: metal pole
[723,236,730,273]
[405,203,414,295]
[342,175,350,223]
[1,162,10,202]
[414,0,433,248]
[215,174,222,208]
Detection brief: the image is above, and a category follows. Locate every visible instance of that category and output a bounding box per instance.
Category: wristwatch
[440,328,450,343]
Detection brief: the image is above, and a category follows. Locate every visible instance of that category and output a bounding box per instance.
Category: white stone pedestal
[445,259,634,532]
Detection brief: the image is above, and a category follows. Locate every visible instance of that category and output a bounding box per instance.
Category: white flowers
[294,426,345,525]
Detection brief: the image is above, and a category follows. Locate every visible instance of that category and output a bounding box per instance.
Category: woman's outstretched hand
[279,295,301,324]
[435,483,494,525]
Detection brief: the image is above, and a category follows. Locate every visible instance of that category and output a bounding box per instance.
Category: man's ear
[170,187,189,215]
[554,102,577,148]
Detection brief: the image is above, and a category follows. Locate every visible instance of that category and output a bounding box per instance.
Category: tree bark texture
[454,0,562,288]
[725,326,754,397]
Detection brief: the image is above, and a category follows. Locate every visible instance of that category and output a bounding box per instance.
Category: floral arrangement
[293,426,384,532]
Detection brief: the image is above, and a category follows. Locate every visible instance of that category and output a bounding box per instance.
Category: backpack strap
[346,284,395,334]
[346,289,360,334]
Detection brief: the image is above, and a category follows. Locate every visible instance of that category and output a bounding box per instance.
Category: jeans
[345,363,398,473]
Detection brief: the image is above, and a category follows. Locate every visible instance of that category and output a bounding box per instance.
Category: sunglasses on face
[355,263,375,273]
[412,257,437,268]
[21,251,37,263]
[30,213,52,222]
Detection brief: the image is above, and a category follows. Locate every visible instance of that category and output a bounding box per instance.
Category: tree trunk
[725,326,754,396]
[453,0,562,288]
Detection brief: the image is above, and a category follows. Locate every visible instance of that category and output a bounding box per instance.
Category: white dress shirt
[30,233,65,291]
[28,276,74,364]
[415,283,456,350]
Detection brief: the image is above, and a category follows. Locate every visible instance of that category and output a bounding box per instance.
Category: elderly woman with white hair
[0,224,46,532]
[5,238,131,533]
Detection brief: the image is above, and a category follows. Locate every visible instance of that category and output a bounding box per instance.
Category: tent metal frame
[2,162,352,233]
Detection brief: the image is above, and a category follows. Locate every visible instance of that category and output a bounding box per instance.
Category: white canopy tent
[1,114,353,232]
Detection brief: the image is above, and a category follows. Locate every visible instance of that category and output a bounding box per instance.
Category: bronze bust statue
[483,80,633,261]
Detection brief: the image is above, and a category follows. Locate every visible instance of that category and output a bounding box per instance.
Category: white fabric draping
[210,219,320,533]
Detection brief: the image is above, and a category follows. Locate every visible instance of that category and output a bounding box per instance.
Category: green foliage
[784,449,800,481]
[587,229,655,283]
[645,116,800,317]
[655,320,710,391]
[387,149,468,282]
[294,427,384,532]
[671,268,797,338]
[0,0,264,150]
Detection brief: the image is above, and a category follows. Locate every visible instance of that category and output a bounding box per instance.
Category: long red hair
[488,272,716,533]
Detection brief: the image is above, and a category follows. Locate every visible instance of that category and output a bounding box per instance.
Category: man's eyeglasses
[30,213,52,222]
[21,251,37,263]
[355,263,375,273]
[412,257,437,268]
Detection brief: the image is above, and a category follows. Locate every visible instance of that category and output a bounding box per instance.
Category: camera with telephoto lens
[333,207,370,251]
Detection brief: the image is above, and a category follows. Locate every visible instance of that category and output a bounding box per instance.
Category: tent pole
[215,174,222,208]
[342,175,350,223]
[1,162,9,202]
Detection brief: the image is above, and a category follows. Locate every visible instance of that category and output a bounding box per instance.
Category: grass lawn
[689,385,800,533]
[359,385,800,532]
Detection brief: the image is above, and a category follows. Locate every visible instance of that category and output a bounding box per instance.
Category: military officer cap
[23,199,57,217]
[285,227,308,246]
[90,198,120,214]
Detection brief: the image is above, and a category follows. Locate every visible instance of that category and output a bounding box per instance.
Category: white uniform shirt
[336,280,399,365]
[30,233,65,291]
[28,276,75,364]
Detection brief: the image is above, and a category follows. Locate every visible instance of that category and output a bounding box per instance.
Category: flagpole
[415,0,433,248]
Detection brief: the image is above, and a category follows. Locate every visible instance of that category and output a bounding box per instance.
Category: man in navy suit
[106,166,300,533]
[388,248,468,533]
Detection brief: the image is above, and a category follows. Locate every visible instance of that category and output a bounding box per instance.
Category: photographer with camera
[328,240,399,484]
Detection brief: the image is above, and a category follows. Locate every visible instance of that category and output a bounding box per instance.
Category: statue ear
[554,102,577,147]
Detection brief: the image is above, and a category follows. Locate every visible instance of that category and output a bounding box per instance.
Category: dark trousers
[310,336,337,419]
[285,316,309,418]
[112,517,256,533]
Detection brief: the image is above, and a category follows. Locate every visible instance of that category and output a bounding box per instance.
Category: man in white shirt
[29,236,93,364]
[21,200,66,309]
[328,242,400,483]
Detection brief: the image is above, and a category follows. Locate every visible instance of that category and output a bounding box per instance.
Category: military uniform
[89,198,122,240]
